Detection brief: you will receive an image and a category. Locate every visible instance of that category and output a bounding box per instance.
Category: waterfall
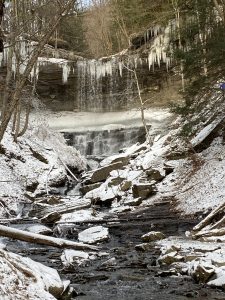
[64,127,147,157]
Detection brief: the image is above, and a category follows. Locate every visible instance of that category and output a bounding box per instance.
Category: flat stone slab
[30,197,91,219]
[78,226,109,244]
[80,183,102,195]
[89,162,125,183]
[26,224,52,235]
[132,183,156,199]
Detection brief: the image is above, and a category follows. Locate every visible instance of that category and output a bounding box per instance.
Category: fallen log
[192,202,225,232]
[193,228,225,239]
[0,224,98,251]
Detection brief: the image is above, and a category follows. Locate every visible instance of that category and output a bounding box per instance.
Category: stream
[3,199,225,300]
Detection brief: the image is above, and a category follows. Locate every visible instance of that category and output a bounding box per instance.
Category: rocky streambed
[2,198,225,300]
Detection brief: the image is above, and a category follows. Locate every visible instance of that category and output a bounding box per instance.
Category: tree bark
[0,224,98,251]
[213,0,225,23]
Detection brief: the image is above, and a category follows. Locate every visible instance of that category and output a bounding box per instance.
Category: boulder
[80,182,102,195]
[162,245,181,255]
[41,211,61,224]
[132,183,156,199]
[108,177,124,187]
[100,154,130,167]
[0,249,68,299]
[88,162,125,184]
[192,264,215,283]
[158,252,184,265]
[26,224,52,235]
[99,257,117,269]
[141,231,165,242]
[120,180,132,191]
[61,249,89,267]
[146,169,165,181]
[208,269,225,288]
[135,243,154,252]
[78,226,109,244]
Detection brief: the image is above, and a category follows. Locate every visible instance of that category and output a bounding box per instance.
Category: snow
[0,122,86,218]
[140,134,170,170]
[78,226,109,244]
[157,237,225,289]
[175,138,225,214]
[61,249,89,267]
[0,249,65,300]
[59,208,106,223]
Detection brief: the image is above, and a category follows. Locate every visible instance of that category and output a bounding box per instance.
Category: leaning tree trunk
[0,1,75,143]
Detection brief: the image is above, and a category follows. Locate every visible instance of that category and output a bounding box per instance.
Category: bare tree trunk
[17,104,31,137]
[195,0,208,76]
[0,0,4,52]
[0,1,75,143]
[213,0,225,23]
[171,0,185,92]
[0,224,99,251]
[122,62,152,145]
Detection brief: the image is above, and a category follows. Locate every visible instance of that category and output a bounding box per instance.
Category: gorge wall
[0,24,182,113]
[36,54,181,112]
[34,24,181,112]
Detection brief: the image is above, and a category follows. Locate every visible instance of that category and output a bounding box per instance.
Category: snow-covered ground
[0,123,86,218]
[0,247,68,300]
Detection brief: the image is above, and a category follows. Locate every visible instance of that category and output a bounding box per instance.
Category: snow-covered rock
[61,249,89,267]
[141,231,165,242]
[59,208,106,223]
[78,226,109,244]
[26,224,52,235]
[85,161,125,184]
[0,249,68,300]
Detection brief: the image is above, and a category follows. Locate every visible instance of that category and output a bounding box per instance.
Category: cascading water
[64,127,147,157]
[76,57,136,112]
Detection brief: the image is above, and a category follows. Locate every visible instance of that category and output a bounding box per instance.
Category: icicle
[148,52,153,70]
[20,39,27,58]
[0,53,3,67]
[118,61,123,77]
[12,55,16,75]
[105,61,112,77]
[62,63,71,84]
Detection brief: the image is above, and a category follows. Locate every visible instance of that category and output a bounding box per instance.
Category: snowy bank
[0,124,86,218]
[0,248,69,300]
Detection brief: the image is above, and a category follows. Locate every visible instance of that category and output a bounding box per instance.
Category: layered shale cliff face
[0,24,180,112]
[36,54,180,112]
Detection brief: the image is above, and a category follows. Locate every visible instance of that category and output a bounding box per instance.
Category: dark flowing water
[4,199,225,300]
